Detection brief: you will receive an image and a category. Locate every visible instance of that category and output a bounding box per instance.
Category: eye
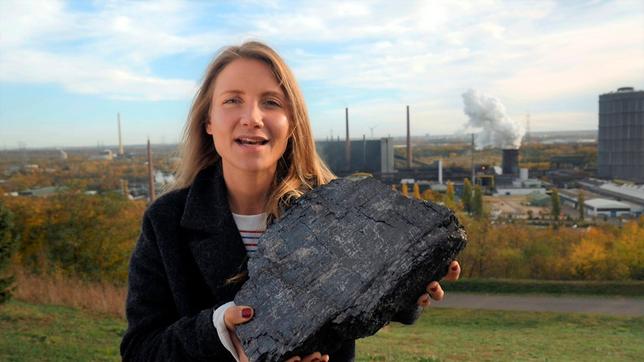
[263,98,282,108]
[223,97,241,105]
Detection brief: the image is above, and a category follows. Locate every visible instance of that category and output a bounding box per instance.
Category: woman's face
[207,58,290,177]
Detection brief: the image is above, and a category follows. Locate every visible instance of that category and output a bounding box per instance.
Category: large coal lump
[234,177,467,361]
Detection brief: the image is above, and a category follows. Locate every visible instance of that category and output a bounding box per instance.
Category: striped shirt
[231,212,267,254]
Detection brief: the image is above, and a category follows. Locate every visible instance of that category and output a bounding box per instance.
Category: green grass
[1,300,642,361]
[444,278,644,297]
[357,308,644,361]
[0,301,125,361]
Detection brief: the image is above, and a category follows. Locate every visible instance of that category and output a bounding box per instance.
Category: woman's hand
[224,305,254,362]
[224,305,329,362]
[417,260,460,307]
[285,352,330,362]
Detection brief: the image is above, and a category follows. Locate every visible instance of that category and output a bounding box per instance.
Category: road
[432,292,644,317]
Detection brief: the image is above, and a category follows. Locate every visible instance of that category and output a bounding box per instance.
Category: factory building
[598,87,644,183]
[316,138,395,175]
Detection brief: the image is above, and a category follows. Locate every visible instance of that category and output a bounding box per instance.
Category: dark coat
[121,163,419,361]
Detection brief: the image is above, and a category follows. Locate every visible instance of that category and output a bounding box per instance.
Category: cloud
[0,0,642,132]
[0,0,212,101]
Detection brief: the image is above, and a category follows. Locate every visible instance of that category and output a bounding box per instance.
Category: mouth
[235,136,269,146]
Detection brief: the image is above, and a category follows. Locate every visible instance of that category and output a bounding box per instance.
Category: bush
[0,200,18,304]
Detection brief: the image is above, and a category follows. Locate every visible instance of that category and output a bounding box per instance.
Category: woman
[120,41,460,362]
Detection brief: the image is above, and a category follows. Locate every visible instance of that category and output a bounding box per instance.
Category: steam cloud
[462,89,525,149]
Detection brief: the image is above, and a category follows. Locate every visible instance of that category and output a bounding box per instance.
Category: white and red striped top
[231,212,267,254]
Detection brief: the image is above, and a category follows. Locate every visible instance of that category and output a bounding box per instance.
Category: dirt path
[432,292,644,317]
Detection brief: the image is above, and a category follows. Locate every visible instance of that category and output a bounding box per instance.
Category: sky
[0,0,643,149]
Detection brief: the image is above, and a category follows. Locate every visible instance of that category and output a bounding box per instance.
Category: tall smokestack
[147,138,156,203]
[362,134,367,170]
[406,105,412,168]
[438,159,443,184]
[345,107,351,171]
[117,113,124,157]
[471,133,476,184]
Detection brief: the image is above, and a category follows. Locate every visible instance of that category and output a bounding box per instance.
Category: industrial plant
[314,88,644,220]
[3,88,643,220]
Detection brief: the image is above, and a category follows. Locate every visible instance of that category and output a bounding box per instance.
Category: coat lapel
[180,163,247,298]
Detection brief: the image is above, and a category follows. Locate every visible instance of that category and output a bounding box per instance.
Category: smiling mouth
[235,137,269,146]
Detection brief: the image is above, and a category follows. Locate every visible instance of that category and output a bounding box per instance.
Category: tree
[446,182,455,202]
[551,188,561,224]
[577,191,585,221]
[422,189,434,202]
[472,185,484,217]
[0,200,17,304]
[413,183,421,200]
[462,178,472,213]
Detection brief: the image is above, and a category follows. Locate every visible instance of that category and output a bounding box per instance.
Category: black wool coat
[121,163,419,361]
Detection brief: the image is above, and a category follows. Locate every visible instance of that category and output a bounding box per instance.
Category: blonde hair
[170,41,334,217]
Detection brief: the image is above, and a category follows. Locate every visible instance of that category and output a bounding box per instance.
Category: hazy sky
[1,0,643,148]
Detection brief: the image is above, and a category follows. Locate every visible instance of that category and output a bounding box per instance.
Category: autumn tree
[413,183,421,200]
[401,183,409,197]
[462,178,472,213]
[446,182,455,202]
[577,191,585,221]
[472,185,484,217]
[0,200,17,303]
[551,188,561,224]
[421,189,434,202]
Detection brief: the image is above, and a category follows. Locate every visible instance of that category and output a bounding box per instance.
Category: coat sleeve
[120,212,234,362]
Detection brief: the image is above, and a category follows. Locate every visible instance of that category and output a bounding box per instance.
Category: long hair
[170,41,334,218]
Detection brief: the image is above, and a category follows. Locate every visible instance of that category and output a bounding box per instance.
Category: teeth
[238,138,267,145]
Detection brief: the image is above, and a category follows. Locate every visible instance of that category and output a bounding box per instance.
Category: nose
[240,101,264,128]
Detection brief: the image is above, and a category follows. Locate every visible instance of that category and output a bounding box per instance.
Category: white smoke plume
[462,89,525,149]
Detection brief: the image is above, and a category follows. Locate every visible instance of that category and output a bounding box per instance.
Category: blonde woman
[120,41,460,362]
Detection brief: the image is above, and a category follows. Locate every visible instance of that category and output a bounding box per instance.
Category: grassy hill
[1,300,642,361]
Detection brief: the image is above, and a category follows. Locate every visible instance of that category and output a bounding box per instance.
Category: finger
[231,332,249,362]
[427,281,445,301]
[285,357,302,362]
[443,261,461,281]
[224,305,254,330]
[417,293,431,308]
[321,354,330,362]
[301,352,322,362]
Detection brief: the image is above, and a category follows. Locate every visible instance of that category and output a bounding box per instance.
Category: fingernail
[451,265,458,271]
[241,307,252,318]
[430,286,438,292]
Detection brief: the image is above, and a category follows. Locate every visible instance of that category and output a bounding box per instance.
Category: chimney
[438,159,443,184]
[147,138,156,203]
[345,107,351,171]
[118,113,124,157]
[362,134,367,170]
[471,133,476,184]
[406,105,412,168]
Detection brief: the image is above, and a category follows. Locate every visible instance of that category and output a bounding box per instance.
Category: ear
[205,119,213,135]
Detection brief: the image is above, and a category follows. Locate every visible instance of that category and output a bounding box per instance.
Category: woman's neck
[222,163,274,215]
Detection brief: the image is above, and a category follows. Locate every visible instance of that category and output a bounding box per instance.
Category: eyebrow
[218,89,285,98]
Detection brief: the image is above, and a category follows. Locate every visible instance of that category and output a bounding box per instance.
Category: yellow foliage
[413,183,421,200]
[422,189,433,202]
[401,183,409,197]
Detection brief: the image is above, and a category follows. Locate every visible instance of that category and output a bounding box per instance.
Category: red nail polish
[241,308,252,318]
[451,265,458,271]
[430,286,438,292]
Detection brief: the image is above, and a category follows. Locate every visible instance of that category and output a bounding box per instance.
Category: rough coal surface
[234,177,467,361]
